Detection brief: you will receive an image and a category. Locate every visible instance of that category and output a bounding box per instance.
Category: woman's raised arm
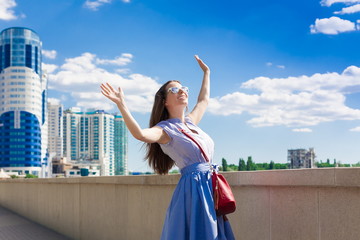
[188,55,210,125]
[100,83,169,144]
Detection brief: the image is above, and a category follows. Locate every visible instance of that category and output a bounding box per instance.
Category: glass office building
[0,27,48,177]
[114,115,128,175]
[63,109,129,176]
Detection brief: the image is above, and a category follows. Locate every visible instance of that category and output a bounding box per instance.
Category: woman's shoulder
[156,119,179,131]
[156,119,171,128]
[155,119,180,145]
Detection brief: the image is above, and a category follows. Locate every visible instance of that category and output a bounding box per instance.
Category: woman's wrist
[116,101,127,110]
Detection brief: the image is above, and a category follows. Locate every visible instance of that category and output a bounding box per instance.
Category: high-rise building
[0,27,48,177]
[63,108,127,176]
[47,102,63,159]
[114,115,128,175]
[287,148,315,169]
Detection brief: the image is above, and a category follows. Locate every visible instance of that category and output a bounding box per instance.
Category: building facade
[114,115,127,175]
[288,148,315,169]
[0,27,48,177]
[47,102,63,160]
[63,108,127,176]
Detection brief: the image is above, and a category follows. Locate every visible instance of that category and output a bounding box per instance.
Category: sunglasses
[167,86,189,94]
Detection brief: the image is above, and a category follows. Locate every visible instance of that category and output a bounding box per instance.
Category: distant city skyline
[1,0,359,172]
[62,107,127,176]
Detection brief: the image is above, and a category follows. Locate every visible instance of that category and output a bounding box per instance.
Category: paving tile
[0,206,71,240]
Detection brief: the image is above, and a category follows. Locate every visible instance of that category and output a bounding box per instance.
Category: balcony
[1,167,360,240]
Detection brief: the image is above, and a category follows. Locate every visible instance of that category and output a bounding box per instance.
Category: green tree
[25,174,38,178]
[255,163,267,170]
[269,160,275,169]
[316,159,335,168]
[238,158,246,171]
[274,163,288,169]
[170,169,179,174]
[228,164,238,171]
[352,162,360,167]
[246,156,256,171]
[222,158,228,171]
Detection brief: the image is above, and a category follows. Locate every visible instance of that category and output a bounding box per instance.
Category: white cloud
[321,0,360,7]
[350,126,360,131]
[0,0,18,20]
[84,0,111,11]
[208,66,360,127]
[334,4,360,14]
[42,63,58,74]
[48,98,61,105]
[292,128,313,133]
[42,50,57,59]
[115,68,131,74]
[77,100,114,111]
[46,52,161,113]
[84,0,130,11]
[96,53,133,66]
[310,16,356,34]
[266,62,285,69]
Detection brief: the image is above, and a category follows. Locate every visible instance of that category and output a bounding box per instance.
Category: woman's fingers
[194,55,210,72]
[100,84,111,95]
[100,90,107,97]
[195,55,204,65]
[194,54,205,65]
[106,82,116,92]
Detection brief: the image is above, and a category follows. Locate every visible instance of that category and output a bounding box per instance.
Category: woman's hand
[100,83,125,106]
[188,55,210,125]
[195,55,210,73]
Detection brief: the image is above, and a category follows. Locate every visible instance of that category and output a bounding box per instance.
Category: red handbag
[179,128,236,216]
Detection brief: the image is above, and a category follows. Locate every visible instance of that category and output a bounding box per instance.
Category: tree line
[221,157,360,171]
[221,156,288,171]
[315,158,360,168]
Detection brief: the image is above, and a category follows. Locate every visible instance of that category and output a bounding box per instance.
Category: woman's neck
[168,108,186,122]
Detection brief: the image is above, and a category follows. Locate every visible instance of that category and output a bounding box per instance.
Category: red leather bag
[179,128,236,216]
[212,170,236,215]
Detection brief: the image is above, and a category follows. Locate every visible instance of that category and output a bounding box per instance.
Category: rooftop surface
[0,205,71,240]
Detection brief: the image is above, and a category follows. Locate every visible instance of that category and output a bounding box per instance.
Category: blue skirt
[160,162,235,240]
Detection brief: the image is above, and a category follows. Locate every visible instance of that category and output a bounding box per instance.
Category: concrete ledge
[2,168,360,240]
[3,167,360,187]
[1,174,181,185]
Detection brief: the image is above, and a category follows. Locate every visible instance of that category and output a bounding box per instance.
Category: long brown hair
[145,80,180,174]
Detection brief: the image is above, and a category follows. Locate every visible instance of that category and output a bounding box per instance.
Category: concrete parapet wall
[1,168,360,240]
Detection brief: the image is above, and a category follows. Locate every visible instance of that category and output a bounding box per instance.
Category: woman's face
[164,81,189,108]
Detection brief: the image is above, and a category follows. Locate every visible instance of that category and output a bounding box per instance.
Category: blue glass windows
[25,44,32,69]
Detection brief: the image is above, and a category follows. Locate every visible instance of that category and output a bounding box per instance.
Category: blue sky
[1,0,360,172]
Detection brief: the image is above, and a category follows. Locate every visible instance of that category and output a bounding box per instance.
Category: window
[25,44,32,68]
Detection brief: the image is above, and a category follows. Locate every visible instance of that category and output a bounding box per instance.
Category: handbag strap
[178,128,210,163]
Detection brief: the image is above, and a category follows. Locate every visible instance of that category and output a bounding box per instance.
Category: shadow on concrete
[0,205,71,240]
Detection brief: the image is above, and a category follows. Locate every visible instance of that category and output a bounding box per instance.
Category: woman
[100,55,235,240]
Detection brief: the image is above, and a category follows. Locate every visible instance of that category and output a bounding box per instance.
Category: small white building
[65,164,100,178]
[0,168,10,179]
